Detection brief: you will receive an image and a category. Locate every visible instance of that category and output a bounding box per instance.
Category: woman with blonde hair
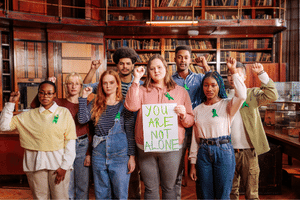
[125,54,194,199]
[78,70,136,199]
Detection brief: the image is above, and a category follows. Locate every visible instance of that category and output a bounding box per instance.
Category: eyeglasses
[38,91,55,97]
[66,83,81,86]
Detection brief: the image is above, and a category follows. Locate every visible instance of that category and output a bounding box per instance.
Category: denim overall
[69,134,90,199]
[92,103,130,200]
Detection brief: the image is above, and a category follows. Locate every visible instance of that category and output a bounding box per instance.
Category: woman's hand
[9,91,20,103]
[127,155,136,174]
[84,155,91,166]
[82,87,93,98]
[190,164,197,181]
[174,105,186,121]
[53,168,66,185]
[133,66,145,83]
[48,77,56,83]
[91,59,102,70]
[226,57,238,75]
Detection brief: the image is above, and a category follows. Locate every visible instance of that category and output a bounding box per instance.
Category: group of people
[0,45,278,200]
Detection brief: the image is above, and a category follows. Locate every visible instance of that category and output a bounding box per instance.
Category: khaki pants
[26,169,71,200]
[230,149,260,200]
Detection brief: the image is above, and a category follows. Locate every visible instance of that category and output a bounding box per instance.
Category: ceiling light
[146,21,198,26]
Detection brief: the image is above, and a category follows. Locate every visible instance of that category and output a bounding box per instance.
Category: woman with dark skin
[0,81,77,199]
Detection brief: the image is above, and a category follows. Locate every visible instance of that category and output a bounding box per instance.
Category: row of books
[108,0,150,7]
[107,39,160,50]
[165,39,214,50]
[205,0,238,6]
[256,14,272,19]
[155,15,195,20]
[137,53,156,63]
[157,0,195,7]
[191,53,216,62]
[107,0,274,7]
[256,0,273,6]
[2,48,9,59]
[220,39,271,49]
[108,14,138,21]
[220,51,272,62]
[205,12,239,20]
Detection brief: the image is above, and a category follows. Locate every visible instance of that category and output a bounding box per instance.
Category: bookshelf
[0,31,11,110]
[103,0,285,22]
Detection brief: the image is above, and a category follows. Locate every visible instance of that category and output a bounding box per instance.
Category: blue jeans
[92,118,130,199]
[196,135,235,199]
[138,147,183,199]
[68,135,90,200]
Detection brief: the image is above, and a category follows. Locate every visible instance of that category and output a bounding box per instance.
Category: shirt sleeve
[123,108,136,156]
[227,73,247,120]
[78,98,93,124]
[189,110,199,164]
[60,139,76,170]
[124,82,142,112]
[83,82,98,94]
[258,72,270,85]
[0,102,16,131]
[180,90,194,128]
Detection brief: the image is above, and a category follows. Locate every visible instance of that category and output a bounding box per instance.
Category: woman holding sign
[125,54,194,199]
[78,70,136,199]
[189,57,247,199]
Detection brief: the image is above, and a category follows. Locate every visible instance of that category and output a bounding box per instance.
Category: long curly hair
[200,71,227,103]
[91,70,123,125]
[143,54,176,91]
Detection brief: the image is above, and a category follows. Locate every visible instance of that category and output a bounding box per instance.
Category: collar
[39,102,58,113]
[173,69,193,79]
[121,74,134,85]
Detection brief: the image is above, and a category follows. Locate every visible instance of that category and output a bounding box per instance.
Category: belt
[200,139,230,145]
[77,134,88,140]
[234,148,254,153]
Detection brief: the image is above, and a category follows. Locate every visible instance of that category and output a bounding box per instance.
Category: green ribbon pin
[115,112,121,120]
[52,114,59,124]
[184,84,190,91]
[212,109,218,118]
[242,101,249,108]
[164,92,174,100]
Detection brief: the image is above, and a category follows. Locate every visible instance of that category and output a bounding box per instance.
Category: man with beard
[171,45,210,199]
[83,46,143,199]
[84,46,143,98]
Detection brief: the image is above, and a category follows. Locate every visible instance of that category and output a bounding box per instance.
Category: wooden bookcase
[0,30,12,111]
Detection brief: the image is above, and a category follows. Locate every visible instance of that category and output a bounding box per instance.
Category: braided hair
[200,71,227,103]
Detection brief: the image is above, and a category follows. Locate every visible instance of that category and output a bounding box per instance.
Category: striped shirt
[78,98,136,156]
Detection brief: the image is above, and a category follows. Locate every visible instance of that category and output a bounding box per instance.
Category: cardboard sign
[142,103,178,152]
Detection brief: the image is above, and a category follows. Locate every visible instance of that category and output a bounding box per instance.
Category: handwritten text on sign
[142,103,178,152]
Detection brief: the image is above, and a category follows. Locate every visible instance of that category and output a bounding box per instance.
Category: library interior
[0,0,300,199]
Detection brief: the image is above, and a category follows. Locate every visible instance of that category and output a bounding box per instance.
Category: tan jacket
[239,79,278,155]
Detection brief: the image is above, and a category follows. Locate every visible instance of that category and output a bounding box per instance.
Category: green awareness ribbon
[184,84,190,91]
[115,112,121,120]
[212,109,218,118]
[164,92,174,100]
[52,114,59,124]
[242,101,249,108]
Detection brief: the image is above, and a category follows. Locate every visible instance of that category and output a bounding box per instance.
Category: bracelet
[257,70,265,76]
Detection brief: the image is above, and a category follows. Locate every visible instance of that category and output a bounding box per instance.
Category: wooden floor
[0,155,300,199]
